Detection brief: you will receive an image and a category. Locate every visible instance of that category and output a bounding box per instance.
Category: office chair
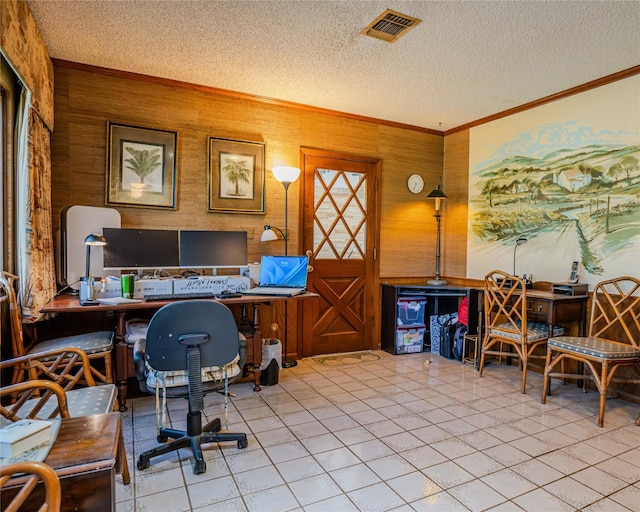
[135,300,248,475]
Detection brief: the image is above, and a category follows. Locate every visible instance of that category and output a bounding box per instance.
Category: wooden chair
[0,347,116,420]
[542,276,640,427]
[0,347,130,484]
[1,272,114,385]
[0,461,61,512]
[479,270,564,393]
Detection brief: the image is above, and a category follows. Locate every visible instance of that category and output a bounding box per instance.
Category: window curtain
[16,87,56,322]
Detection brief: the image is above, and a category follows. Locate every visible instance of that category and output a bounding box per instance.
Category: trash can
[260,338,281,386]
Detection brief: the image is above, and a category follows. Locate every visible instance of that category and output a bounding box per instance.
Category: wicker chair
[479,270,564,394]
[542,276,640,427]
[0,347,129,485]
[1,272,114,385]
[0,461,61,512]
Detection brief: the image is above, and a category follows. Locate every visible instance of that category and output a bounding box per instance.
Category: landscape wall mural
[467,75,640,288]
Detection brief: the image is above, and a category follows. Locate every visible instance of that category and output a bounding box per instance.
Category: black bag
[452,324,468,360]
[440,323,457,359]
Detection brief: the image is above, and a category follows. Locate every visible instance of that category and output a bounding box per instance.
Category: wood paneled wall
[51,65,464,279]
[442,129,470,279]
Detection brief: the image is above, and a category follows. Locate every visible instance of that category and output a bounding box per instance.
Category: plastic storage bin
[395,327,425,354]
[396,298,427,327]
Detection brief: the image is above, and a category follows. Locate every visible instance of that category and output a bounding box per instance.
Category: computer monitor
[103,228,180,270]
[179,230,248,268]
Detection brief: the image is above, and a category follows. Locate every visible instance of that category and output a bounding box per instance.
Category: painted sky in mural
[468,76,640,286]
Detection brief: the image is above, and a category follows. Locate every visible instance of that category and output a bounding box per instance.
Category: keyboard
[144,292,217,301]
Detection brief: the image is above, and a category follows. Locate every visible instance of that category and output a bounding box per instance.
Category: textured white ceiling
[26,0,640,131]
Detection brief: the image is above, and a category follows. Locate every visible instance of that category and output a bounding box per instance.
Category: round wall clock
[407,174,424,194]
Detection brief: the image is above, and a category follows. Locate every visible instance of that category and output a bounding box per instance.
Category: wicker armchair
[542,276,640,427]
[1,272,114,385]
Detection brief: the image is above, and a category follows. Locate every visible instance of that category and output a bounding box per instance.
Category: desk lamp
[80,233,107,305]
[513,237,528,277]
[261,225,286,247]
[426,185,447,286]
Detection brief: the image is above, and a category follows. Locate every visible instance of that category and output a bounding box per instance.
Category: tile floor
[115,351,640,512]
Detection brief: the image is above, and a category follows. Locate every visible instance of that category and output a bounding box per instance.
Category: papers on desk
[97,297,143,305]
[0,419,60,462]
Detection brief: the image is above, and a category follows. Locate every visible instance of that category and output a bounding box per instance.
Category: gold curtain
[20,109,56,322]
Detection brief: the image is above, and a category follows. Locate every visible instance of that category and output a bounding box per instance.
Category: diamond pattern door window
[314,168,366,259]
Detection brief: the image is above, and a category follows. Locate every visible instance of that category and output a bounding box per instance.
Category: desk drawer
[528,299,549,316]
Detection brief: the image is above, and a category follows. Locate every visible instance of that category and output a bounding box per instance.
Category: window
[1,55,20,274]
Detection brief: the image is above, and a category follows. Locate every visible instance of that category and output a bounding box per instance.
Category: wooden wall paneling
[378,126,443,278]
[52,65,446,278]
[442,129,470,279]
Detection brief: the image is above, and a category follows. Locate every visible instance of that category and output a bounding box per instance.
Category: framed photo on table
[208,137,265,214]
[106,122,177,209]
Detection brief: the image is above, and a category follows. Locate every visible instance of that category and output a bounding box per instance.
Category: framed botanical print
[106,122,177,209]
[208,137,265,214]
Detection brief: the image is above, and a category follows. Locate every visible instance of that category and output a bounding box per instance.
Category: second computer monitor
[179,230,248,268]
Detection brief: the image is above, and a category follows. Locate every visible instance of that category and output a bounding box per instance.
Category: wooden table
[1,413,125,512]
[41,293,317,410]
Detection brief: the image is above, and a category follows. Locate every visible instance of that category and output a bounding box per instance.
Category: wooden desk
[41,293,317,410]
[475,287,589,370]
[496,288,589,336]
[1,413,124,512]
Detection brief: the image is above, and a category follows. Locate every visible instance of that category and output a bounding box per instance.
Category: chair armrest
[0,380,71,421]
[0,347,97,390]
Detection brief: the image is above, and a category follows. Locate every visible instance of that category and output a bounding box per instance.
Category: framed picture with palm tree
[208,137,265,214]
[106,122,177,209]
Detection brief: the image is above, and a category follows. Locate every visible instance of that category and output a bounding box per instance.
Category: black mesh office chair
[135,300,248,475]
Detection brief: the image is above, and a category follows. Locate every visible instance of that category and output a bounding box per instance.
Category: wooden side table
[1,412,128,512]
[462,333,479,368]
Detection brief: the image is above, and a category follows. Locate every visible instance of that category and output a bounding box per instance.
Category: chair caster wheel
[194,460,206,474]
[137,457,149,471]
[238,438,248,449]
[157,435,168,443]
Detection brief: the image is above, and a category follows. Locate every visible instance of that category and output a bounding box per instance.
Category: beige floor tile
[243,484,299,512]
[347,482,405,512]
[544,476,604,509]
[421,460,475,489]
[511,459,563,486]
[512,488,574,512]
[330,462,382,492]
[366,454,417,480]
[448,479,507,511]
[288,473,343,507]
[276,455,324,483]
[135,486,191,512]
[233,465,284,495]
[188,475,240,508]
[387,471,441,502]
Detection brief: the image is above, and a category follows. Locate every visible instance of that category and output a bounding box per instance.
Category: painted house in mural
[556,168,592,192]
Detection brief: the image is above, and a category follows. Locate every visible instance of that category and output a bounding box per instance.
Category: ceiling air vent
[361,9,421,43]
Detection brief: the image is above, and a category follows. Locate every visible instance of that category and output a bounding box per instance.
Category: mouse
[219,290,241,298]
